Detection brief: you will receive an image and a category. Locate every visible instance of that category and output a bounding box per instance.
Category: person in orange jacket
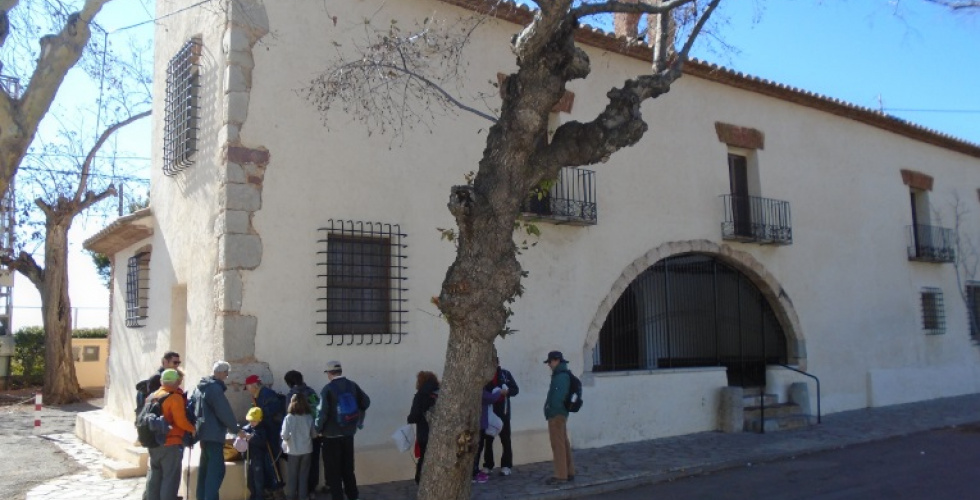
[143,368,196,500]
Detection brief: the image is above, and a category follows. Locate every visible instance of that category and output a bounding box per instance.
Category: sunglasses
[172,361,181,366]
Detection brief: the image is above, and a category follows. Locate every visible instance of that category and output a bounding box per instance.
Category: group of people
[407,350,576,487]
[138,348,576,500]
[138,353,371,500]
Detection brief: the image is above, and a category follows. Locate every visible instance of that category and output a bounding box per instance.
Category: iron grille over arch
[316,220,408,345]
[593,253,788,387]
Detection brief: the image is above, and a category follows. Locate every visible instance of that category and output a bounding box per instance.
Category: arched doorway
[592,253,788,387]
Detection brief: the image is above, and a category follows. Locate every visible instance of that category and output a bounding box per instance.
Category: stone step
[744,414,813,433]
[125,446,149,469]
[743,393,778,407]
[744,402,803,419]
[102,458,145,479]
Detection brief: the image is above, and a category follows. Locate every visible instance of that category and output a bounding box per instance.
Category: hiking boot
[500,467,512,476]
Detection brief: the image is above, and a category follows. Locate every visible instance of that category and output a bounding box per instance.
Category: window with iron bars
[163,37,202,175]
[126,251,151,327]
[967,282,980,343]
[920,287,945,335]
[316,220,408,345]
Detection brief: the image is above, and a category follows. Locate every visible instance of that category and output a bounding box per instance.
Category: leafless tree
[0,0,151,403]
[0,0,127,200]
[944,193,980,342]
[1,110,148,404]
[307,1,721,498]
[923,0,980,9]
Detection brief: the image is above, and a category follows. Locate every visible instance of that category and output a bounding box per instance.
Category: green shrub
[9,326,108,384]
[72,327,108,339]
[11,326,44,385]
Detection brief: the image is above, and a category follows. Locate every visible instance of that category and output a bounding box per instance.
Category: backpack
[134,379,150,425]
[305,389,321,422]
[331,381,362,429]
[563,372,583,413]
[136,392,172,448]
[183,390,200,446]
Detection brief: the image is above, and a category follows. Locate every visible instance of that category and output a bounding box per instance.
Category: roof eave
[83,207,154,256]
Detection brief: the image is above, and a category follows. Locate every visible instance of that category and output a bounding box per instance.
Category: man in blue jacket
[543,351,575,485]
[316,360,370,500]
[192,361,243,500]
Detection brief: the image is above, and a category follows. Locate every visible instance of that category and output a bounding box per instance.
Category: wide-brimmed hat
[543,351,566,363]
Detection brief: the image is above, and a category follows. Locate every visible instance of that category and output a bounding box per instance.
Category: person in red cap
[245,373,286,492]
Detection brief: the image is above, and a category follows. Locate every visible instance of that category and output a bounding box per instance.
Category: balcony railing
[720,194,793,245]
[0,76,21,99]
[520,167,597,226]
[907,224,955,263]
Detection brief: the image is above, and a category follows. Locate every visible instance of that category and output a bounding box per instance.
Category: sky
[9,0,979,330]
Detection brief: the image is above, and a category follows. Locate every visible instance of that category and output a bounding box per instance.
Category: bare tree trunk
[40,216,82,404]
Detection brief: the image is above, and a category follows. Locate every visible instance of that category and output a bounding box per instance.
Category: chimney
[613,0,642,40]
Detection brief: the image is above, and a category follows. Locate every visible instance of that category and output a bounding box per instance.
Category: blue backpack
[331,381,362,429]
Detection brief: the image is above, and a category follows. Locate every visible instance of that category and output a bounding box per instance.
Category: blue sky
[691,0,980,144]
[562,0,980,144]
[10,0,979,329]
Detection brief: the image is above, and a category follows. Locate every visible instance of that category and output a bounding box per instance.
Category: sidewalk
[22,392,980,500]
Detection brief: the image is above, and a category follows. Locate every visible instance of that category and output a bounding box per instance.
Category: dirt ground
[0,386,104,500]
[0,386,42,410]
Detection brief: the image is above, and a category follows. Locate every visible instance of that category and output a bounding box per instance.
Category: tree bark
[40,214,82,404]
[0,0,114,199]
[418,14,580,500]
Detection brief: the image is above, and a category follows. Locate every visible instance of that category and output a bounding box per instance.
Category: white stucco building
[80,0,980,484]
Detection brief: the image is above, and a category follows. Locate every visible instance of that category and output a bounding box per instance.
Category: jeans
[196,441,226,500]
[144,444,183,500]
[284,452,312,500]
[322,436,358,500]
[247,450,275,500]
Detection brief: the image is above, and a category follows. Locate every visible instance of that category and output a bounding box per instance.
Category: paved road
[579,426,980,500]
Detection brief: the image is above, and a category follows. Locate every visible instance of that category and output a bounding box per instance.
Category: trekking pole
[265,441,283,485]
[183,445,190,500]
[244,448,249,500]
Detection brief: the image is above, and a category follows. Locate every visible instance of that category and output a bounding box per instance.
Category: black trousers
[482,416,513,469]
[322,436,358,500]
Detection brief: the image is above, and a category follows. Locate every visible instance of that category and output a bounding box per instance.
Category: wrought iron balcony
[520,167,597,226]
[907,224,955,263]
[720,194,793,245]
[0,76,21,99]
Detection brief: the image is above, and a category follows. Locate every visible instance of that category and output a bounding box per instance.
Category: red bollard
[33,392,42,434]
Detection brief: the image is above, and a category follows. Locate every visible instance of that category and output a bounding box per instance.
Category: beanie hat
[246,407,263,422]
[160,369,180,384]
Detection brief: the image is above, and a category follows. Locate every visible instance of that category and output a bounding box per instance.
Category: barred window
[163,37,202,175]
[967,282,980,343]
[126,251,151,327]
[921,287,945,335]
[317,220,407,345]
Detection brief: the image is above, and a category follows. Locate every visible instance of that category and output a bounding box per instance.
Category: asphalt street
[580,426,980,500]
